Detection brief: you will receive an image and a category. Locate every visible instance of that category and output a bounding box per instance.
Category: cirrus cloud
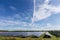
[32,0,60,23]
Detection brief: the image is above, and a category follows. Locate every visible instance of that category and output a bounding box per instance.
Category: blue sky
[0,0,33,21]
[0,0,60,30]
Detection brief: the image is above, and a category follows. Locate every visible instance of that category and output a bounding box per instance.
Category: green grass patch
[0,36,59,40]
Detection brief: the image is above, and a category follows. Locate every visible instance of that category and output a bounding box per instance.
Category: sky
[0,0,60,30]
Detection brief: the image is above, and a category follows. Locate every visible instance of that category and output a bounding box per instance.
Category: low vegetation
[0,34,59,40]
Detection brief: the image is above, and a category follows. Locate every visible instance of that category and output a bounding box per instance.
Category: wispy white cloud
[0,0,60,30]
[0,17,59,30]
[10,6,16,10]
[29,23,60,30]
[13,14,21,19]
[0,17,29,27]
[42,23,60,30]
[0,20,21,25]
[0,6,32,30]
[32,0,60,23]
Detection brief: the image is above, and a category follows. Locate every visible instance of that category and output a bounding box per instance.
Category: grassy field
[0,37,60,40]
[0,35,59,40]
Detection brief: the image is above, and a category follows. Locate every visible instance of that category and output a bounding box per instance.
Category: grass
[0,35,59,40]
[0,37,60,40]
